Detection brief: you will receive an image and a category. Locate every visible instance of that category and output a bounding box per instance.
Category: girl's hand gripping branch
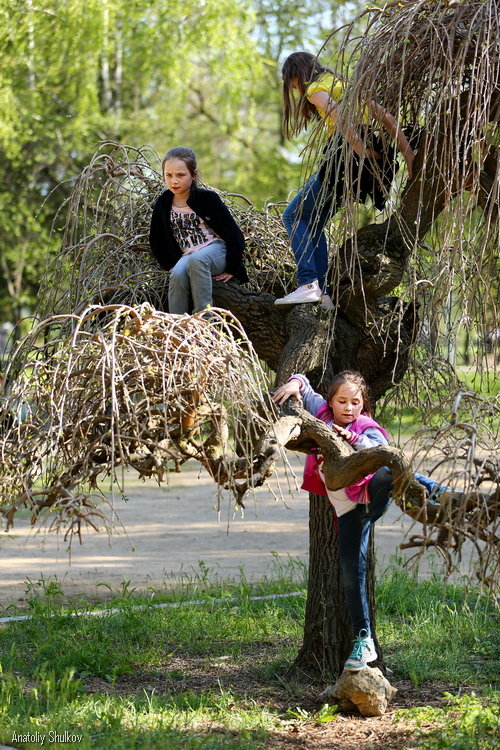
[331,422,355,443]
[271,379,302,405]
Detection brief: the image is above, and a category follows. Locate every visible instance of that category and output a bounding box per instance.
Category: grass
[0,561,498,749]
[377,566,499,687]
[396,691,500,750]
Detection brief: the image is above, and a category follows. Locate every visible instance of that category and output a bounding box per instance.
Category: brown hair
[327,370,372,416]
[161,146,199,184]
[281,51,333,140]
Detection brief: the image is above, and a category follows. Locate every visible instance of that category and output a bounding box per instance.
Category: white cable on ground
[0,591,304,624]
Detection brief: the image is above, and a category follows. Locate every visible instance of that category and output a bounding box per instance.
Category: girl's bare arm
[309,91,415,177]
[369,101,415,178]
[308,91,380,159]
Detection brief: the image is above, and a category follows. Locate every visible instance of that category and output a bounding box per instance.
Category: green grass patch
[458,367,500,397]
[396,691,500,750]
[377,564,498,687]
[0,668,278,749]
[0,563,498,749]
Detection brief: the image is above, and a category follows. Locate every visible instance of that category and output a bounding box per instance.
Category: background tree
[0,0,346,327]
[1,0,498,681]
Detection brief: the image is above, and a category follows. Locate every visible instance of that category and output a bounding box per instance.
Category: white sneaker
[274,281,322,306]
[344,630,377,671]
[320,293,334,311]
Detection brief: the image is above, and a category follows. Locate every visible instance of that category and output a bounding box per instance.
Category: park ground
[1,456,498,750]
[0,456,476,607]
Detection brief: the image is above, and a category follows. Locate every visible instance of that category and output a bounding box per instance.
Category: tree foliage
[0,0,341,323]
[316,0,499,365]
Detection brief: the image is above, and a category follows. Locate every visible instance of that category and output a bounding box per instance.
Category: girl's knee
[168,269,190,295]
[189,248,212,266]
[370,466,393,494]
[169,263,188,281]
[377,466,392,480]
[187,255,211,277]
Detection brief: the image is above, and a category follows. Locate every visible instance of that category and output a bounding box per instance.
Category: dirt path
[0,459,471,608]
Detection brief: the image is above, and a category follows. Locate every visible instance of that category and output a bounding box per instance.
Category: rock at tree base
[319,667,397,716]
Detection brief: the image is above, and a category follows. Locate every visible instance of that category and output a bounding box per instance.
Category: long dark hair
[282,51,334,140]
[327,370,372,416]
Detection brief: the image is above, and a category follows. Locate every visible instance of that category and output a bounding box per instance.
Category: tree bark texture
[293,493,349,679]
[293,493,381,681]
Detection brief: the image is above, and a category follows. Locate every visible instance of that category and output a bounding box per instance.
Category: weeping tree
[1,0,499,681]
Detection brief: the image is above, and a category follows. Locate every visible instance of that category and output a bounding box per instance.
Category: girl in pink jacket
[272,370,444,672]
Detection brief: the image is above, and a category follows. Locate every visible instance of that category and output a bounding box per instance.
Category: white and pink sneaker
[274,281,322,306]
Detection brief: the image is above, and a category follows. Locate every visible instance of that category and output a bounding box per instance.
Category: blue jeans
[337,467,442,635]
[282,173,333,289]
[168,240,227,314]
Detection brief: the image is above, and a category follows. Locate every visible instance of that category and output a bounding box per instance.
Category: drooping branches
[39,143,296,323]
[0,304,285,539]
[333,0,499,231]
[0,3,498,598]
[6,299,497,584]
[403,388,500,583]
[313,0,499,374]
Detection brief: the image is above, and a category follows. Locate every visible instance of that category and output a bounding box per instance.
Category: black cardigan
[149,185,248,284]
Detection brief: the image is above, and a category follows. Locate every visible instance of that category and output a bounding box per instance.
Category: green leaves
[0,0,340,320]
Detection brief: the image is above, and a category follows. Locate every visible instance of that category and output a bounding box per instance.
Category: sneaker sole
[274,298,322,306]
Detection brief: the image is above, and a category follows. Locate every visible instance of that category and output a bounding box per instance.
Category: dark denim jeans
[337,467,441,635]
[282,172,332,289]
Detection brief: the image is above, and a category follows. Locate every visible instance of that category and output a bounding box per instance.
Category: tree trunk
[291,493,380,681]
[292,488,388,684]
[293,493,347,679]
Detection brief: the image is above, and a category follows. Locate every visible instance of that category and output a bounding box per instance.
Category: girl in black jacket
[149,146,248,314]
